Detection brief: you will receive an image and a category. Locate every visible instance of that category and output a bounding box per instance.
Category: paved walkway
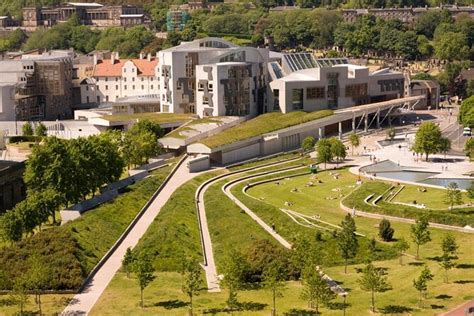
[61,157,210,315]
[441,299,474,316]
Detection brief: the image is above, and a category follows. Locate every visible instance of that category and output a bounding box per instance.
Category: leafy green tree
[438,62,468,97]
[378,219,394,242]
[70,25,100,53]
[414,10,452,39]
[459,96,474,128]
[439,233,458,283]
[26,253,50,315]
[34,123,47,137]
[133,252,156,308]
[445,182,463,210]
[315,138,333,169]
[181,257,202,314]
[123,125,161,168]
[122,247,135,279]
[386,127,396,143]
[301,265,336,314]
[262,260,286,316]
[0,209,23,244]
[10,275,29,315]
[22,122,33,136]
[434,32,470,61]
[221,249,247,310]
[348,133,360,156]
[465,138,474,159]
[417,35,433,58]
[438,137,451,159]
[329,137,346,167]
[338,214,358,273]
[412,122,443,160]
[410,216,431,260]
[467,181,474,199]
[413,265,433,307]
[135,120,164,138]
[394,237,410,265]
[301,136,316,152]
[290,235,322,277]
[358,262,391,313]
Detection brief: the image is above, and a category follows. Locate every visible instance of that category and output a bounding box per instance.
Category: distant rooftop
[282,53,348,72]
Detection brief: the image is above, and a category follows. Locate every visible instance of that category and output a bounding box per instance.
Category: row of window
[100,85,157,91]
[98,77,155,82]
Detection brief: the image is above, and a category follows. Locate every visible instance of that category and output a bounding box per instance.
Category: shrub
[379,219,395,241]
[22,122,33,136]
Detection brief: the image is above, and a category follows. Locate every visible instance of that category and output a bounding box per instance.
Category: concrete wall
[222,142,261,165]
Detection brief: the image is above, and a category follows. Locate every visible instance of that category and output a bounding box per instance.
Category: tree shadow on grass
[435,294,452,300]
[379,305,413,314]
[327,301,351,310]
[284,308,319,315]
[0,297,15,307]
[454,280,474,284]
[154,299,188,309]
[457,263,474,269]
[203,301,267,314]
[408,262,424,267]
[430,304,445,309]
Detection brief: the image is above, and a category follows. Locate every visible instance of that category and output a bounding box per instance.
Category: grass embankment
[393,185,472,210]
[200,110,333,149]
[103,112,195,124]
[344,181,474,227]
[166,117,223,139]
[0,164,173,292]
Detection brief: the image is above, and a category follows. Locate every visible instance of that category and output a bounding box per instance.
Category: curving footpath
[62,156,212,315]
[195,157,302,292]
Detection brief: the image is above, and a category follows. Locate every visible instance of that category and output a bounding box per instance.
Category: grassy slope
[393,184,471,209]
[103,113,194,124]
[200,110,333,148]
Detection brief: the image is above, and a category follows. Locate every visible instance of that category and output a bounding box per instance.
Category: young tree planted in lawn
[26,253,50,316]
[440,234,458,283]
[22,122,33,136]
[35,122,47,137]
[349,133,360,156]
[300,265,336,314]
[394,237,410,265]
[315,138,333,169]
[133,252,156,308]
[445,182,463,210]
[412,122,443,160]
[329,137,347,167]
[413,265,434,307]
[378,219,394,242]
[182,257,202,314]
[122,247,135,279]
[221,249,247,310]
[10,275,29,315]
[338,214,359,273]
[358,262,391,313]
[262,260,286,316]
[438,137,451,159]
[410,216,431,260]
[301,136,316,153]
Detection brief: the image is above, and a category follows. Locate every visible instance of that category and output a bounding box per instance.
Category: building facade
[268,54,405,113]
[22,2,149,29]
[80,52,159,105]
[0,160,25,214]
[157,37,270,117]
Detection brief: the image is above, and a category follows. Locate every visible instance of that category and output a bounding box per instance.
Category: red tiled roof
[93,58,158,77]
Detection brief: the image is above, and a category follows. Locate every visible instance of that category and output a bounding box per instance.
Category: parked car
[463,127,472,136]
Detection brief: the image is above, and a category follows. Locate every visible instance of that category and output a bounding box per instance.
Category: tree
[0,209,23,244]
[182,257,202,314]
[410,216,431,260]
[262,260,286,316]
[440,234,458,283]
[394,237,409,265]
[10,275,29,315]
[445,182,463,210]
[22,122,33,136]
[358,262,391,313]
[301,136,316,153]
[135,119,164,138]
[300,265,336,313]
[329,137,346,167]
[133,252,156,308]
[35,123,47,137]
[348,133,360,156]
[378,219,394,242]
[412,122,443,161]
[438,137,451,159]
[26,253,50,315]
[123,126,161,168]
[413,266,433,307]
[459,96,474,128]
[122,247,135,279]
[338,214,359,273]
[467,181,474,199]
[434,32,470,61]
[465,138,474,159]
[315,138,333,169]
[221,249,247,310]
[386,127,396,143]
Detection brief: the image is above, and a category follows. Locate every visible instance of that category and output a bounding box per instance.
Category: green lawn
[393,185,472,209]
[103,112,195,124]
[0,293,74,316]
[166,117,223,139]
[199,110,333,149]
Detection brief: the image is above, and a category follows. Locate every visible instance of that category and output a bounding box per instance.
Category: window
[141,85,144,90]
[273,89,280,110]
[132,78,135,82]
[132,68,135,73]
[151,85,153,90]
[116,85,118,90]
[177,81,183,90]
[106,96,109,102]
[306,87,325,99]
[208,83,213,91]
[105,77,108,82]
[132,85,135,90]
[203,96,209,105]
[86,86,89,91]
[123,68,126,73]
[97,96,100,102]
[124,85,127,90]
[345,83,368,98]
[124,78,127,82]
[86,96,89,103]
[292,89,304,110]
[105,85,108,90]
[198,82,204,91]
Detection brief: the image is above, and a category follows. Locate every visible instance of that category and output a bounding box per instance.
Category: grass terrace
[102,112,195,124]
[199,110,334,148]
[165,117,224,139]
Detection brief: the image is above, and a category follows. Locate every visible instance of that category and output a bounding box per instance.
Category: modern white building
[268,53,406,113]
[157,37,270,117]
[81,52,159,105]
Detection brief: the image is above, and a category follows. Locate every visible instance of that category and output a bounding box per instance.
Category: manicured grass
[228,151,302,171]
[166,117,223,139]
[133,172,220,271]
[103,112,195,124]
[0,293,74,316]
[393,185,472,210]
[199,110,333,149]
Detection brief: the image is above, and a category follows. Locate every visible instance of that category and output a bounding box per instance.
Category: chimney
[156,52,159,59]
[139,52,144,59]
[93,54,98,66]
[147,53,151,61]
[111,52,115,65]
[115,52,119,60]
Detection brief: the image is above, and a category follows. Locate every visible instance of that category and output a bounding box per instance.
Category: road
[443,121,469,154]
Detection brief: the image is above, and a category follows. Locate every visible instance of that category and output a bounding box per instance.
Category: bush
[22,123,33,136]
[9,136,42,144]
[379,219,395,242]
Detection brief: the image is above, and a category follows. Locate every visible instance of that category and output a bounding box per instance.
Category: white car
[463,127,472,136]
